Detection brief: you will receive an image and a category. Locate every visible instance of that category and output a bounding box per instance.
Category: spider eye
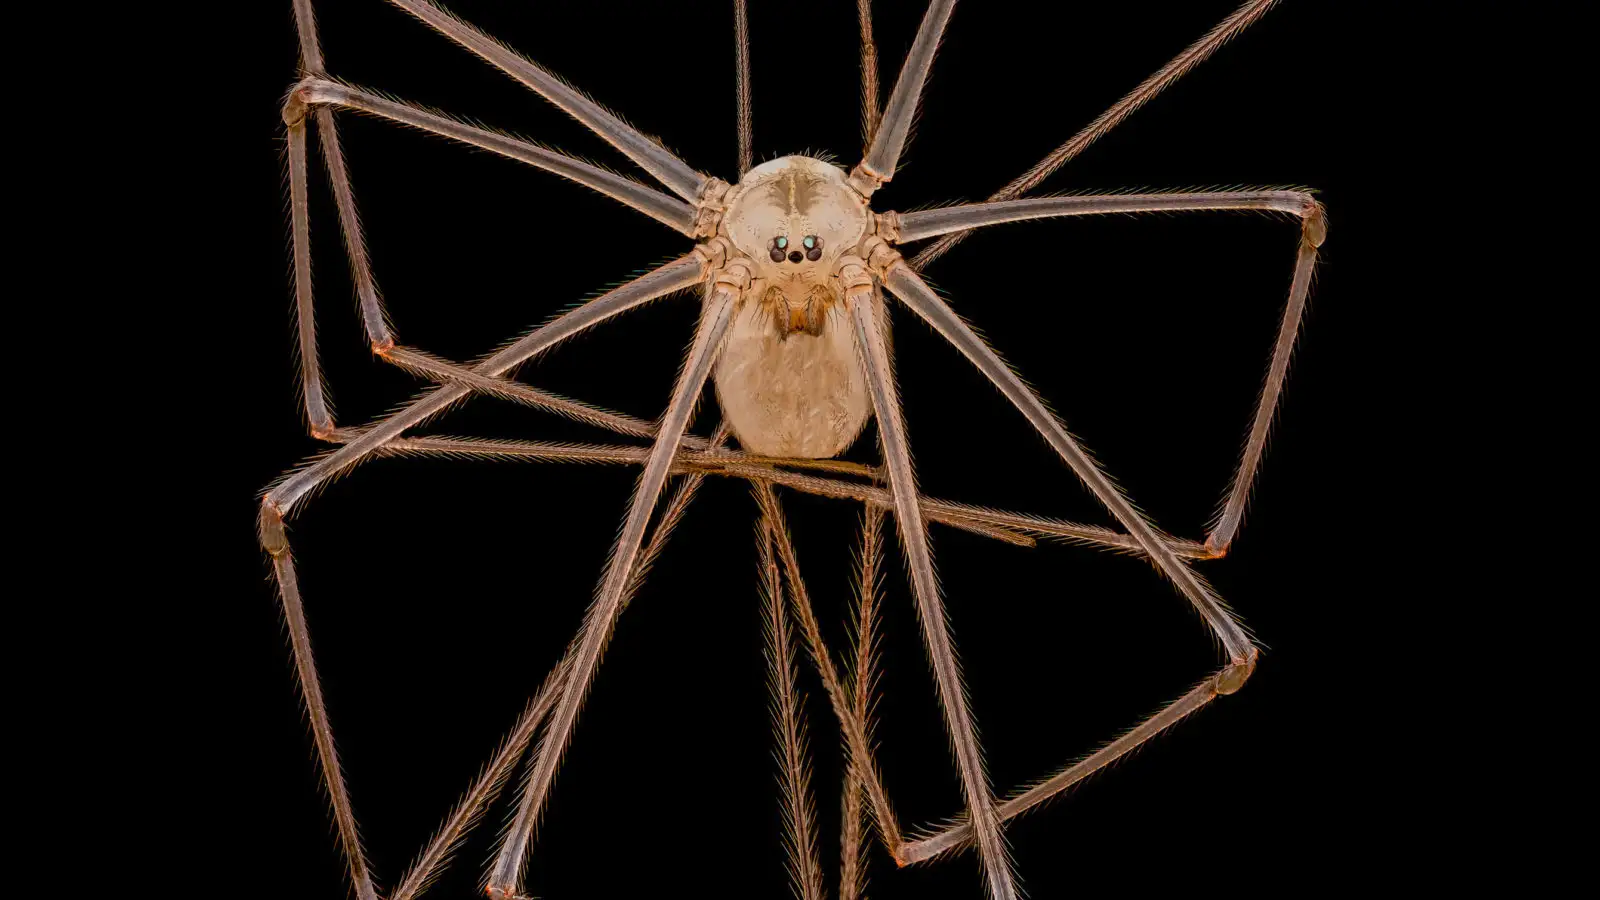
[803,235,822,261]
[769,236,788,263]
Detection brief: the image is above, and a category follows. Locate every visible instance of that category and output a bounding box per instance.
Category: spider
[262,1,1325,897]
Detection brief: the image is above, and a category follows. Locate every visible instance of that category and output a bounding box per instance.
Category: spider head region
[720,156,872,321]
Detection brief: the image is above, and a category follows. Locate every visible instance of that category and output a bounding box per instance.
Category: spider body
[715,155,874,458]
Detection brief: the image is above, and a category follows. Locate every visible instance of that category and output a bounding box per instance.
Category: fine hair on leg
[846,283,1019,900]
[487,283,738,897]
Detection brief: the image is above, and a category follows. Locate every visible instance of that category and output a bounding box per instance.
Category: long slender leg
[845,286,1018,900]
[910,0,1284,268]
[259,260,704,900]
[259,507,379,900]
[283,105,334,437]
[280,66,695,442]
[750,431,1225,883]
[851,0,956,197]
[313,105,393,350]
[266,254,706,515]
[887,190,1319,242]
[375,434,1225,557]
[752,484,906,863]
[857,0,881,149]
[902,666,1243,864]
[1209,212,1325,553]
[734,0,753,174]
[487,281,740,898]
[880,262,1256,666]
[268,7,383,897]
[379,345,675,445]
[758,498,825,900]
[391,660,566,900]
[387,0,708,202]
[390,425,730,900]
[885,191,1328,555]
[751,473,1251,879]
[284,5,398,441]
[840,506,884,900]
[291,79,699,236]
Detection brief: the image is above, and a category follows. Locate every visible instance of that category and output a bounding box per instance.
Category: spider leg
[284,110,335,438]
[259,258,704,900]
[880,262,1256,664]
[850,0,956,197]
[389,660,566,900]
[261,8,404,897]
[487,281,740,898]
[379,345,672,445]
[846,284,1020,900]
[757,494,826,900]
[375,432,1227,557]
[884,190,1328,555]
[284,5,395,438]
[864,256,1265,879]
[888,190,1319,242]
[857,0,881,149]
[376,435,1058,549]
[292,80,699,235]
[910,0,1285,268]
[734,0,753,175]
[266,254,704,514]
[900,671,1235,864]
[258,508,379,900]
[1210,216,1324,554]
[752,484,906,864]
[840,505,885,900]
[387,0,709,202]
[388,422,734,900]
[748,439,1230,887]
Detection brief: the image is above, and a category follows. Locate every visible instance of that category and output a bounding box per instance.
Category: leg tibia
[901,655,1259,866]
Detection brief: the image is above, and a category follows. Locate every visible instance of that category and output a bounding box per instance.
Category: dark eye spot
[788,250,803,263]
[803,235,822,261]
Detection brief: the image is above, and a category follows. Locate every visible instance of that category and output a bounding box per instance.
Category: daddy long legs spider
[261,1,1328,897]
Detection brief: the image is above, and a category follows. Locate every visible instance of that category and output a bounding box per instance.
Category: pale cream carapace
[715,156,874,459]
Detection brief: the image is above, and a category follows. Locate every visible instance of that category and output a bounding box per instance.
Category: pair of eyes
[769,235,823,263]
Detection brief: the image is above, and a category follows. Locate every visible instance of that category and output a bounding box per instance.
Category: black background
[171,2,1437,897]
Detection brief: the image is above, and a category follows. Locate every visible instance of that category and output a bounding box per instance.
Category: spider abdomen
[713,296,871,459]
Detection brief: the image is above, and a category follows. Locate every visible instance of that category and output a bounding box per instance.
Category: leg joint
[281,84,310,128]
[848,162,887,199]
[257,498,289,557]
[1302,198,1328,248]
[1213,645,1259,696]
